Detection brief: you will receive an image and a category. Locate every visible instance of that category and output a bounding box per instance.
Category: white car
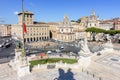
[47,51,52,54]
[56,49,61,53]
[0,44,2,48]
[61,46,64,49]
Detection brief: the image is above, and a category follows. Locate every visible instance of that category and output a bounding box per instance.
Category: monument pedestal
[17,65,30,77]
[10,49,30,77]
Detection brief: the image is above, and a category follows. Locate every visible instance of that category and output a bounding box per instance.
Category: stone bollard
[92,74,95,78]
[99,77,102,80]
[87,71,89,75]
[38,64,40,69]
[82,68,83,72]
[64,63,67,67]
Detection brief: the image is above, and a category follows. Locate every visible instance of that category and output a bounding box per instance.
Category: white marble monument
[101,35,114,53]
[77,38,91,68]
[78,38,91,56]
[10,49,30,77]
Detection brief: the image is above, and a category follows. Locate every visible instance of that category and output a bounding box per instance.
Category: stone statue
[103,35,113,51]
[106,34,112,42]
[15,41,22,49]
[78,38,91,56]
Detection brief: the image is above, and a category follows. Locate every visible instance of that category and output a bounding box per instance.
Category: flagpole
[22,0,25,56]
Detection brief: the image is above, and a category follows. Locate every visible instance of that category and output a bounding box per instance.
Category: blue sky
[0,0,120,24]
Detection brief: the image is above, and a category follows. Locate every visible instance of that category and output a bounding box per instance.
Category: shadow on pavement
[54,68,75,80]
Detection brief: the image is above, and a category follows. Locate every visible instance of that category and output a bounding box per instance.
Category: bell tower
[18,11,34,25]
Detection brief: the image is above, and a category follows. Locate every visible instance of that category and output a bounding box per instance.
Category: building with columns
[11,11,50,42]
[51,16,76,42]
[24,24,50,42]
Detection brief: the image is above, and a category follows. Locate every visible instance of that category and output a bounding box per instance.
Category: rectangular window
[27,15,29,18]
[94,24,96,26]
[90,24,91,26]
[30,15,32,18]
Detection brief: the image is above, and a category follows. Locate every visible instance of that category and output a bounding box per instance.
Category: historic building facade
[99,20,113,30]
[11,10,120,43]
[78,10,100,40]
[11,11,50,42]
[52,16,75,42]
[18,11,34,25]
[0,24,11,37]
[87,10,99,28]
[24,24,50,42]
[99,18,120,30]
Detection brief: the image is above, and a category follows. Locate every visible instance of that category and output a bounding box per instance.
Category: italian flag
[22,21,27,34]
[22,0,27,34]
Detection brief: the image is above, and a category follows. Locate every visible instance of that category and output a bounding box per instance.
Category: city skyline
[0,0,120,24]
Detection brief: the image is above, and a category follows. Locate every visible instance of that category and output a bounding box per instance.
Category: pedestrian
[82,68,83,72]
[93,74,95,78]
[87,71,89,75]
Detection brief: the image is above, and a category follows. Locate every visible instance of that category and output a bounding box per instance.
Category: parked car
[47,51,52,54]
[59,46,64,50]
[0,44,2,48]
[3,42,12,48]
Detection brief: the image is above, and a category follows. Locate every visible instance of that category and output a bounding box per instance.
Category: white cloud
[14,12,19,15]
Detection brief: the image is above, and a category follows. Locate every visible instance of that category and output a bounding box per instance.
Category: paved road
[0,37,15,64]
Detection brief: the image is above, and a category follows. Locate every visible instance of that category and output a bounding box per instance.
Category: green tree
[85,27,105,41]
[71,20,76,22]
[71,18,81,23]
[76,18,81,23]
[105,30,120,35]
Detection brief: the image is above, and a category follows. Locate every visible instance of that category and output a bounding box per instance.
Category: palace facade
[11,11,50,42]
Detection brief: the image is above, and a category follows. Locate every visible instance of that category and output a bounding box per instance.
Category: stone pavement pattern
[0,63,17,80]
[0,63,100,80]
[86,52,120,80]
[21,68,100,80]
